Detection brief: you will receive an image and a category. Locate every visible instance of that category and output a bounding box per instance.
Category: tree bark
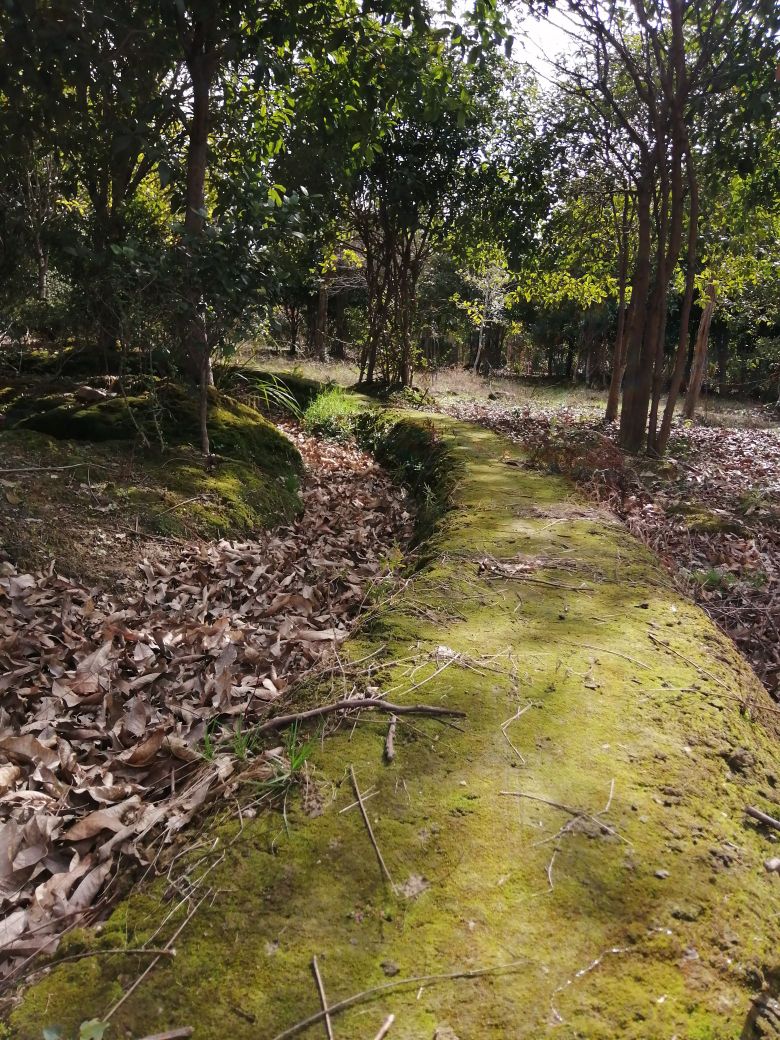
[618,178,654,452]
[314,279,329,360]
[605,204,631,422]
[655,144,699,456]
[683,282,716,420]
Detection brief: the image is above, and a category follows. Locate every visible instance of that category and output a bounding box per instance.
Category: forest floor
[0,361,412,983]
[10,409,780,1040]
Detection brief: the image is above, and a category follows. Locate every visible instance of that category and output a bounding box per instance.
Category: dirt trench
[10,416,780,1040]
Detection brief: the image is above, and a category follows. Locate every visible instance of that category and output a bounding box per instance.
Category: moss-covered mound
[9,416,780,1040]
[11,382,302,478]
[0,381,304,577]
[223,365,324,411]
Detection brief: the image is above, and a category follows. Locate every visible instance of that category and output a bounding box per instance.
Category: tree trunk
[605,194,632,422]
[198,321,211,456]
[181,61,212,387]
[683,283,716,420]
[314,279,328,359]
[618,179,654,452]
[715,332,728,394]
[655,144,699,456]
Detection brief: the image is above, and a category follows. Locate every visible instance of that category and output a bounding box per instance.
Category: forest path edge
[9,413,780,1040]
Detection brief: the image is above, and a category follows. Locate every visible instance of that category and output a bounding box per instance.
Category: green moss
[13,383,302,476]
[9,417,780,1039]
[667,502,745,535]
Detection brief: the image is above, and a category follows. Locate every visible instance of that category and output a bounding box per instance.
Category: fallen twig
[384,715,397,763]
[269,960,528,1040]
[0,462,113,475]
[136,1030,194,1040]
[501,702,535,763]
[155,495,205,517]
[256,698,465,736]
[312,955,334,1040]
[350,765,395,889]
[339,788,378,814]
[564,642,650,670]
[48,947,176,969]
[746,805,780,832]
[647,634,729,691]
[373,1013,395,1040]
[104,892,207,1021]
[500,789,629,845]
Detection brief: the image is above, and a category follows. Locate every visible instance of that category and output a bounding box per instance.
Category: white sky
[512,9,577,79]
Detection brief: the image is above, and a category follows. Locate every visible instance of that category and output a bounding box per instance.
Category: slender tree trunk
[314,279,328,359]
[716,333,728,394]
[655,145,699,455]
[683,282,716,420]
[618,179,654,452]
[182,61,212,389]
[606,194,632,422]
[198,319,211,456]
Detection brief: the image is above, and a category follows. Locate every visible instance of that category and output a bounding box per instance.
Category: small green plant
[257,723,313,793]
[43,1021,108,1040]
[690,567,738,591]
[201,717,220,761]
[303,386,362,439]
[229,718,260,761]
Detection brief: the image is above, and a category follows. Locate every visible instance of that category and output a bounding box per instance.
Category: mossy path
[11,417,780,1040]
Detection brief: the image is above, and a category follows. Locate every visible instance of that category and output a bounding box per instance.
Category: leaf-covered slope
[11,416,780,1040]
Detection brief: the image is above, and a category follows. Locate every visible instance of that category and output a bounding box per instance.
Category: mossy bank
[0,380,303,579]
[9,416,780,1039]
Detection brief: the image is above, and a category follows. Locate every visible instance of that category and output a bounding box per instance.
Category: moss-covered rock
[9,417,780,1040]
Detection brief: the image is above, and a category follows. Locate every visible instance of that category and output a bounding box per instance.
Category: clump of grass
[303,385,362,439]
[689,567,738,591]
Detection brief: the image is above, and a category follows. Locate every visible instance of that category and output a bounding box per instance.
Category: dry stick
[0,461,113,475]
[104,893,207,1021]
[256,698,466,736]
[339,788,378,814]
[501,702,535,763]
[47,947,175,969]
[155,494,204,517]
[269,960,528,1040]
[746,805,780,832]
[646,633,729,691]
[373,1014,395,1040]
[384,715,397,763]
[500,791,629,845]
[311,956,335,1040]
[349,765,395,890]
[136,1030,194,1040]
[564,642,651,670]
[546,847,559,890]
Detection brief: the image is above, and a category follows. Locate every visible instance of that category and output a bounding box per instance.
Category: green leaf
[78,1022,109,1040]
[42,1028,63,1040]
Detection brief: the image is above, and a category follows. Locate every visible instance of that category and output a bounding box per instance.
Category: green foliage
[41,1020,108,1040]
[302,385,362,439]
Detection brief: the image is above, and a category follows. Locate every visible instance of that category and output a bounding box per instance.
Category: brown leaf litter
[0,427,412,979]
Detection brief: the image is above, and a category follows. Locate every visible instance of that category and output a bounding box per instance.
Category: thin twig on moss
[350,764,395,889]
[311,955,335,1040]
[269,960,529,1040]
[255,697,466,736]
